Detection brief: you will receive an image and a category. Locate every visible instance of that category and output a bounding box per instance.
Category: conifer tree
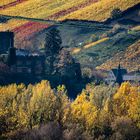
[45,27,62,75]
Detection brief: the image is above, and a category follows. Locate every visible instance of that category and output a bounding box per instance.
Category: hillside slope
[0,0,98,31]
[56,19,139,71]
[0,0,139,72]
[59,0,140,21]
[0,0,98,48]
[97,40,140,72]
[0,0,139,46]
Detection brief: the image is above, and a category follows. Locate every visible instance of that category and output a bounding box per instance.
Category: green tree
[45,27,62,75]
[57,48,76,78]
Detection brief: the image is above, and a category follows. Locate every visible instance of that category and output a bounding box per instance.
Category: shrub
[111,117,140,140]
[12,122,62,140]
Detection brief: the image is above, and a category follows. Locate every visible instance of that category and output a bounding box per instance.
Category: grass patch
[73,28,140,68]
[72,48,81,54]
[83,38,109,49]
[72,37,109,54]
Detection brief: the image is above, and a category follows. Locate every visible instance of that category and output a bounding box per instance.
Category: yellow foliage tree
[113,82,139,120]
[128,85,140,128]
[71,90,98,131]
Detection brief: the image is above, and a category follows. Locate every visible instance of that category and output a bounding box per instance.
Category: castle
[0,31,45,77]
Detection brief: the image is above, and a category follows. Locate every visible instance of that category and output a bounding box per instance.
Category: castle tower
[0,31,14,54]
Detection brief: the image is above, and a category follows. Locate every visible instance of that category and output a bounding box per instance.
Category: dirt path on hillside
[0,0,28,10]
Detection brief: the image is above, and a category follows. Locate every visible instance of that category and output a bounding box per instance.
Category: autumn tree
[112,82,131,117]
[112,82,140,125]
[111,116,140,140]
[0,81,140,139]
[71,90,98,132]
[56,49,76,78]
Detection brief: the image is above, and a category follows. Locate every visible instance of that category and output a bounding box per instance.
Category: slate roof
[125,71,140,76]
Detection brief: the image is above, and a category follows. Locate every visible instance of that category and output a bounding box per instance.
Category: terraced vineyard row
[48,0,98,20]
[0,0,140,49]
[0,0,92,30]
[12,0,99,43]
[0,0,16,7]
[0,0,28,10]
[59,0,140,21]
[1,0,98,48]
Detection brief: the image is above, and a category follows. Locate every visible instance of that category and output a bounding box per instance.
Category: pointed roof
[116,64,123,85]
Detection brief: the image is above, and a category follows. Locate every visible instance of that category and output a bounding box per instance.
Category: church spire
[116,63,123,85]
